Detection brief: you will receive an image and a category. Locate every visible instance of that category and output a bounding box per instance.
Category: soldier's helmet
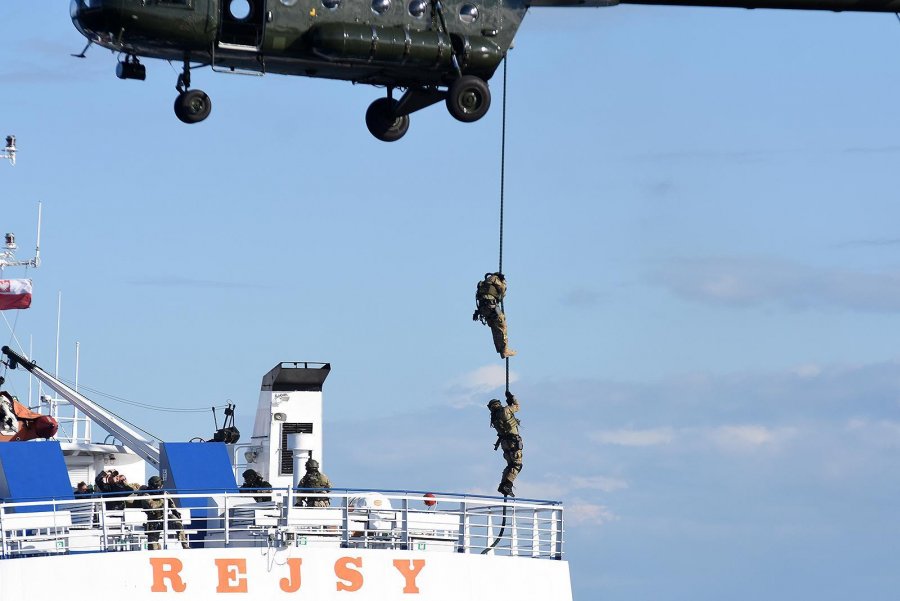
[487,399,503,410]
[305,459,319,471]
[148,476,163,489]
[242,469,260,481]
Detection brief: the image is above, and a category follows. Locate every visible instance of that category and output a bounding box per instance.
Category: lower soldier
[240,469,273,502]
[474,272,516,359]
[142,476,189,550]
[489,391,523,497]
[297,459,332,507]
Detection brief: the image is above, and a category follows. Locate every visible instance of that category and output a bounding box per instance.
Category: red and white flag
[0,279,32,310]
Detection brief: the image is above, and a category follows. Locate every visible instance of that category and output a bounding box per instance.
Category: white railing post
[532,512,539,558]
[163,492,169,548]
[486,511,494,556]
[456,501,469,554]
[99,501,108,552]
[341,495,350,548]
[224,494,230,546]
[553,507,563,559]
[510,503,518,556]
[0,505,7,558]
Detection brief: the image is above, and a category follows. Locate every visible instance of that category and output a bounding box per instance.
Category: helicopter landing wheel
[365,97,409,142]
[174,89,212,124]
[446,75,491,123]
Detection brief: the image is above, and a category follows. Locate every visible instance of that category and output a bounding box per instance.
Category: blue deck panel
[159,442,238,499]
[0,441,73,512]
[160,442,237,545]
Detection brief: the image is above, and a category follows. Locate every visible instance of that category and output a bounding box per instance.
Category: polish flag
[0,279,32,310]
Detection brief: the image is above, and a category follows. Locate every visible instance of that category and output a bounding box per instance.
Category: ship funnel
[246,362,330,490]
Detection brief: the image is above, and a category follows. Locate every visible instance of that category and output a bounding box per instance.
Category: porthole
[280,0,298,5]
[229,0,252,20]
[408,0,427,17]
[459,4,478,23]
[372,0,391,14]
[323,0,340,9]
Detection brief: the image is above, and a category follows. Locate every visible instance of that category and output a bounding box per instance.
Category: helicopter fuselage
[71,0,523,87]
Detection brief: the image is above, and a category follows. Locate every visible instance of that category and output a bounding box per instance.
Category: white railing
[0,489,564,560]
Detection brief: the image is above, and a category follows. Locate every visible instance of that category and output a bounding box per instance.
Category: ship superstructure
[0,350,572,600]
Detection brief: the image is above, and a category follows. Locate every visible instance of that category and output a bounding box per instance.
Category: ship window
[280,422,313,475]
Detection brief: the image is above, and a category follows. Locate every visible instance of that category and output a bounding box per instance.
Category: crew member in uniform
[297,459,332,507]
[240,469,272,502]
[141,475,189,549]
[489,390,523,497]
[473,272,516,358]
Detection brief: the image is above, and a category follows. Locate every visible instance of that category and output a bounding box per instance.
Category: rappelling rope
[481,503,509,554]
[498,55,510,395]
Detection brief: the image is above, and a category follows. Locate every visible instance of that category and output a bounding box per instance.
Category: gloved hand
[472,311,479,321]
[505,390,514,402]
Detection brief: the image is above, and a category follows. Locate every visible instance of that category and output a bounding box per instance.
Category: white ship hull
[0,547,573,600]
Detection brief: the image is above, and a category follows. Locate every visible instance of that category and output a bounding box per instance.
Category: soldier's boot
[498,480,514,497]
[501,347,517,358]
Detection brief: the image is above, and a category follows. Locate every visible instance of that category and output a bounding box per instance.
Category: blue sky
[3,2,900,599]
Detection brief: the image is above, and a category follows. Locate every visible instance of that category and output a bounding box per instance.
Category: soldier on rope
[489,390,523,497]
[473,272,516,359]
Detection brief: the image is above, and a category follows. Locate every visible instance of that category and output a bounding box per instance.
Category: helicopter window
[371,0,391,14]
[228,0,252,19]
[322,0,341,9]
[458,4,478,23]
[408,0,426,17]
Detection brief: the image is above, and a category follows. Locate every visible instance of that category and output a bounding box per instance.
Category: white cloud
[792,363,822,379]
[566,500,617,526]
[651,256,900,313]
[708,425,797,452]
[846,418,900,448]
[445,364,520,408]
[569,475,629,493]
[590,427,675,447]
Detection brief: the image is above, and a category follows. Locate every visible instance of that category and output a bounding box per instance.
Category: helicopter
[70,0,900,142]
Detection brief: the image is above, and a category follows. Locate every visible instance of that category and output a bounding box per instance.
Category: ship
[0,200,573,599]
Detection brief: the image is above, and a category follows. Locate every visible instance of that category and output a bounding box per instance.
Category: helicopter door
[219,0,266,49]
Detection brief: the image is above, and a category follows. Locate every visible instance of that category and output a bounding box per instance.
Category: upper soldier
[473,272,516,359]
[141,475,189,549]
[489,390,523,497]
[240,469,272,502]
[297,459,332,507]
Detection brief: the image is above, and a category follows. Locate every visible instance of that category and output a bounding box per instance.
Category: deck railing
[0,489,564,560]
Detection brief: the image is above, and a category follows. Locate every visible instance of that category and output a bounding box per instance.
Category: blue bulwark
[159,442,237,495]
[0,441,73,512]
[159,442,237,545]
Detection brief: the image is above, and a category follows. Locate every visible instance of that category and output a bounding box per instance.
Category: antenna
[1,135,15,167]
[0,202,42,275]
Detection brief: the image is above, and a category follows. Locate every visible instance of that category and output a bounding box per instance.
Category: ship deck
[0,488,564,559]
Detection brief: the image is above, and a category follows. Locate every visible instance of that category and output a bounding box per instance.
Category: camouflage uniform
[474,273,515,358]
[240,469,273,502]
[141,476,189,550]
[297,460,332,507]
[489,392,523,497]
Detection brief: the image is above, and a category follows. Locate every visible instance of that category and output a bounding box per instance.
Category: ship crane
[1,346,161,468]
